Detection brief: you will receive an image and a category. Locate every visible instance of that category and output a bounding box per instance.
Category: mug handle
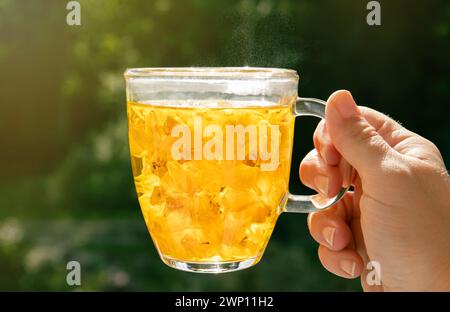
[285,97,349,213]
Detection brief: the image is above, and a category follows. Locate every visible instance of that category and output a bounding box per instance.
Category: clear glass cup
[124,67,347,273]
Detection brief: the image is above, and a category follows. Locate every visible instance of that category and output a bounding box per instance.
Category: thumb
[325,90,392,176]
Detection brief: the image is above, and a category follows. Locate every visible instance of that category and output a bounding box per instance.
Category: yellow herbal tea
[127,101,294,263]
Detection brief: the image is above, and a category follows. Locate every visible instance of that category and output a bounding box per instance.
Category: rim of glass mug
[124,67,300,106]
[124,67,299,80]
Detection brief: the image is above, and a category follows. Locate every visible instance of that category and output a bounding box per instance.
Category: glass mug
[124,67,347,273]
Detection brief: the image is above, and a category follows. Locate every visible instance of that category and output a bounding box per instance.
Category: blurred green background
[0,0,449,291]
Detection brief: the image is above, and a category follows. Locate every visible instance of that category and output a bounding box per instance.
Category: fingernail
[314,175,329,196]
[330,91,359,119]
[340,260,356,277]
[322,226,336,248]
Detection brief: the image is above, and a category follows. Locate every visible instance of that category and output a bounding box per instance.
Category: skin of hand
[299,90,450,291]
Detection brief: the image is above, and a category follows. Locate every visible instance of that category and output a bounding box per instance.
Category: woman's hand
[300,90,450,291]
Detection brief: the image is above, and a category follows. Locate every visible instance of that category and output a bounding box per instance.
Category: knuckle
[301,149,319,165]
